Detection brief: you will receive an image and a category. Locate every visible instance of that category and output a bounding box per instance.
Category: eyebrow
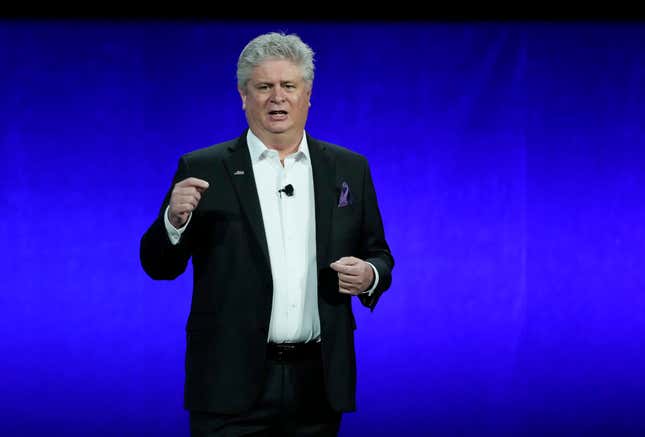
[255,79,299,85]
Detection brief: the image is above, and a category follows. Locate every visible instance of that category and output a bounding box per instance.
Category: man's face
[239,59,311,143]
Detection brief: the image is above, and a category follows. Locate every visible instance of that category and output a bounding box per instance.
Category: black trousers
[189,343,342,436]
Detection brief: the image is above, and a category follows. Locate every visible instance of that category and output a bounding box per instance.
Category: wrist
[168,211,187,229]
[170,217,186,229]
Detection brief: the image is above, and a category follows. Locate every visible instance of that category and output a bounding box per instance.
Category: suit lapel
[222,132,336,272]
[223,133,270,267]
[308,136,336,269]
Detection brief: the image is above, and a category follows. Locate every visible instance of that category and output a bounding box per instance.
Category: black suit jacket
[140,131,394,414]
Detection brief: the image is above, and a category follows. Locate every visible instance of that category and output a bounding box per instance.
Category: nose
[270,87,286,103]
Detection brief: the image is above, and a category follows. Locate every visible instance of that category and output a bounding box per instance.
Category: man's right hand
[168,177,210,228]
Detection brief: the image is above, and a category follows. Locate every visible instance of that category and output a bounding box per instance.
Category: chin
[265,124,290,134]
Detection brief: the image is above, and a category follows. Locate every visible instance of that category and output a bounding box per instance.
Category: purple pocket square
[338,181,352,207]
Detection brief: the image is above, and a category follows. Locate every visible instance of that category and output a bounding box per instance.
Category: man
[140,31,394,436]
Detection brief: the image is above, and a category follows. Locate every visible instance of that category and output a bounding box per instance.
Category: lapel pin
[233,170,245,175]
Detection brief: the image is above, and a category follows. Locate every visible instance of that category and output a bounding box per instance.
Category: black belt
[267,342,321,361]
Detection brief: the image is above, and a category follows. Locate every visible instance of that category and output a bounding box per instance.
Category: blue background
[2,20,644,436]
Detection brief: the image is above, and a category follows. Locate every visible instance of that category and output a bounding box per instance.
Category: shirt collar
[246,129,310,163]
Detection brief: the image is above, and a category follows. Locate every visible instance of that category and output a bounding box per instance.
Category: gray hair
[236,32,315,90]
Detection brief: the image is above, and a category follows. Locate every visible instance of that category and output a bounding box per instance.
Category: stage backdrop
[1,20,644,436]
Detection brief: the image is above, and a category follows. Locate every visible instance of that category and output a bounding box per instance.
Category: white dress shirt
[246,130,320,343]
[164,130,378,344]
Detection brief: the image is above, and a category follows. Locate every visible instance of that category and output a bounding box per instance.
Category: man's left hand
[330,256,374,295]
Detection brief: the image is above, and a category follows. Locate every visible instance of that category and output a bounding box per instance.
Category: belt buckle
[273,343,297,361]
[279,343,296,358]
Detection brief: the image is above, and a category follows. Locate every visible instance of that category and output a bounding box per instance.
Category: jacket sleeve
[139,156,193,280]
[356,158,394,311]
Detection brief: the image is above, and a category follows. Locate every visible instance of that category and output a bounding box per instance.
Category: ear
[238,87,247,110]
